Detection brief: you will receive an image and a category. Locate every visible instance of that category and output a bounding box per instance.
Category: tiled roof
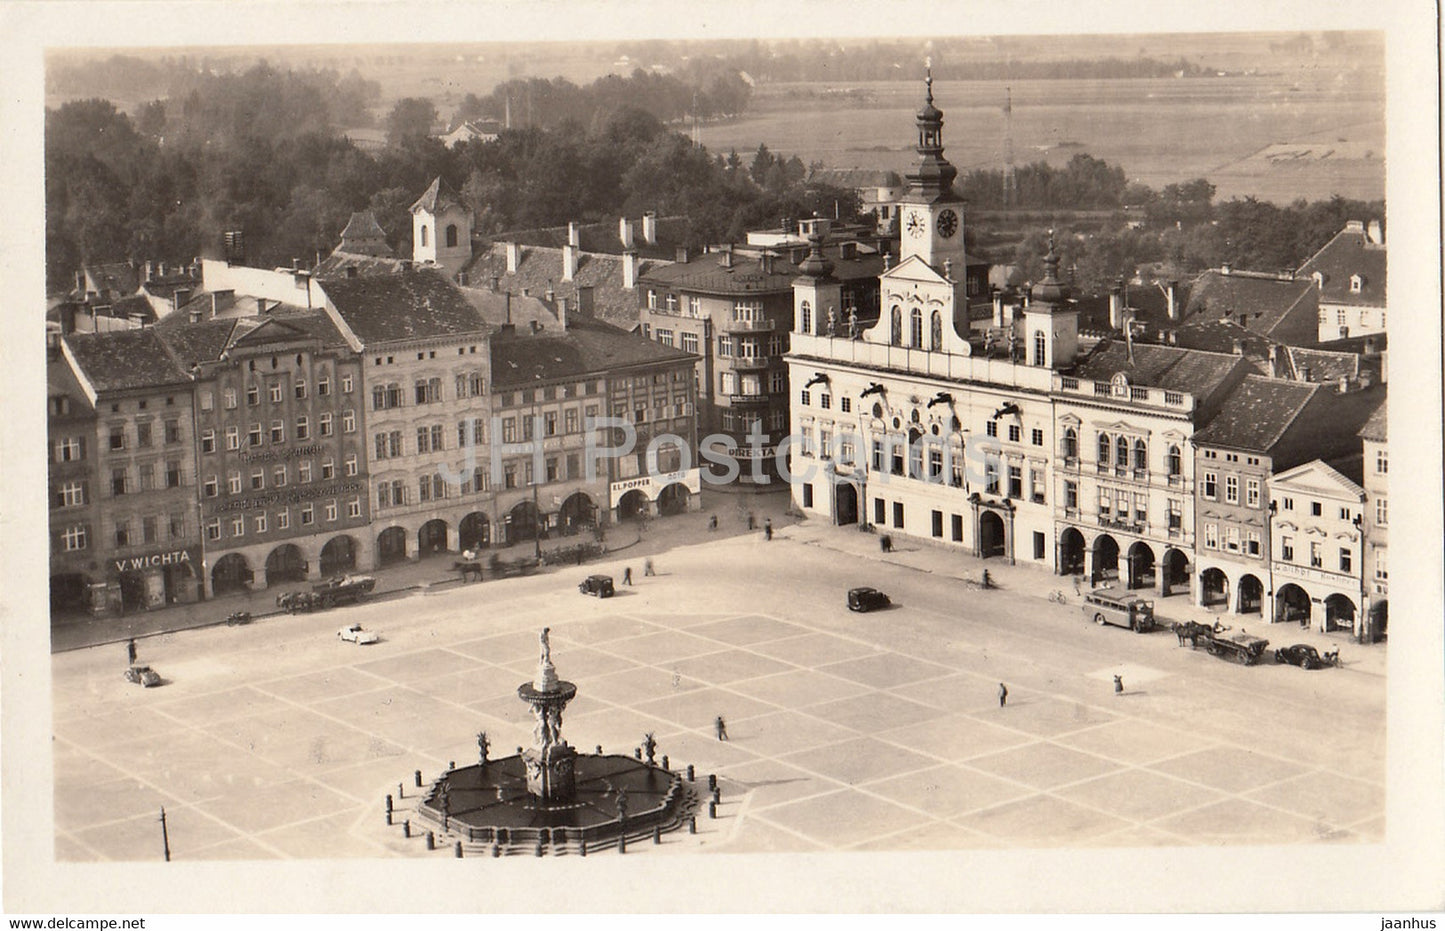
[340,210,389,241]
[462,244,665,331]
[1193,375,1318,451]
[154,318,254,368]
[64,328,191,393]
[642,247,886,295]
[314,251,411,279]
[1296,225,1386,307]
[1357,399,1387,442]
[1069,341,1245,398]
[807,167,903,189]
[463,288,562,330]
[411,177,466,215]
[83,262,140,295]
[1073,282,1191,334]
[1170,319,1266,356]
[320,269,490,344]
[500,215,692,259]
[490,315,693,391]
[1183,271,1317,337]
[1280,346,1361,384]
[140,273,201,302]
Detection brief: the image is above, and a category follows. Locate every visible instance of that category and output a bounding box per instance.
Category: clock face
[905,212,926,239]
[937,209,959,239]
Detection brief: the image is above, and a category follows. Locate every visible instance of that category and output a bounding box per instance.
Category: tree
[386,97,438,147]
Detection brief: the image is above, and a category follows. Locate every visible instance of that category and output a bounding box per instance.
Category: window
[841,397,851,413]
[1203,522,1218,549]
[254,513,267,534]
[1376,497,1388,526]
[1062,427,1078,460]
[1116,436,1129,468]
[419,225,428,247]
[204,519,221,541]
[56,480,85,508]
[1225,526,1239,552]
[200,390,214,411]
[250,470,265,491]
[1339,507,1351,521]
[892,501,905,528]
[62,525,87,551]
[109,425,126,450]
[1167,445,1181,476]
[298,461,312,483]
[318,374,330,396]
[247,384,259,406]
[414,377,442,405]
[277,510,289,530]
[1339,548,1353,573]
[502,417,517,443]
[1133,440,1147,472]
[249,423,263,447]
[544,411,558,436]
[325,501,338,522]
[165,420,181,444]
[204,476,218,498]
[718,336,731,357]
[300,504,314,525]
[269,381,283,403]
[1202,471,1217,499]
[1309,542,1323,568]
[136,422,152,448]
[348,498,362,519]
[1375,449,1388,474]
[1281,537,1294,561]
[1246,478,1260,508]
[273,465,287,487]
[231,517,245,538]
[1064,481,1078,510]
[341,374,353,393]
[647,290,657,309]
[55,437,83,462]
[1097,432,1109,463]
[689,296,701,317]
[1008,464,1023,499]
[910,308,923,346]
[799,389,810,406]
[1033,330,1046,366]
[986,421,997,438]
[1008,424,1021,443]
[202,429,216,453]
[799,300,812,334]
[1310,501,1322,517]
[1031,428,1044,446]
[296,416,309,440]
[1168,498,1182,530]
[524,414,537,439]
[270,420,285,444]
[137,461,155,490]
[111,468,128,496]
[1375,549,1388,581]
[345,454,358,477]
[445,224,458,248]
[1225,475,1239,504]
[223,387,238,409]
[657,328,674,347]
[984,456,999,495]
[321,460,335,480]
[342,410,356,433]
[165,460,181,488]
[1246,531,1261,556]
[319,413,333,437]
[890,307,902,345]
[680,331,699,355]
[1281,496,1294,511]
[1098,487,1111,518]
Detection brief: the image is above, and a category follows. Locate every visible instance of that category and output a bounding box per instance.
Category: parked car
[578,574,615,598]
[278,574,377,613]
[337,623,380,645]
[1274,643,1325,669]
[847,587,891,612]
[124,664,161,687]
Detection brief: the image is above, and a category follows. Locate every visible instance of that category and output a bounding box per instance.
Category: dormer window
[1349,274,1363,294]
[1311,271,1324,289]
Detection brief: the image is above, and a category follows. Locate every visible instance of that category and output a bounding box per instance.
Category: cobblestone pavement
[52,507,1385,861]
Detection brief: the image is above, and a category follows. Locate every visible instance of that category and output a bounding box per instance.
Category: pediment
[881,255,949,285]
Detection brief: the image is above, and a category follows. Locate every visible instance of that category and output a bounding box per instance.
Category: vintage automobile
[124,664,162,687]
[1081,587,1157,633]
[1274,643,1326,669]
[578,574,616,598]
[847,586,891,612]
[277,574,377,613]
[337,623,380,645]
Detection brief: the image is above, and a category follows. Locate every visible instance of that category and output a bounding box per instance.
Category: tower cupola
[904,69,959,202]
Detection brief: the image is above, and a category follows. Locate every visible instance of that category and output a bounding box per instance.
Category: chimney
[1167,330,1177,346]
[568,222,581,248]
[642,211,657,245]
[1345,219,1365,233]
[144,260,156,282]
[622,250,638,290]
[943,258,954,281]
[676,247,690,264]
[721,245,733,269]
[1108,288,1122,330]
[521,287,530,297]
[158,261,167,277]
[563,243,578,281]
[457,271,470,287]
[74,271,85,294]
[544,288,555,302]
[992,288,1005,327]
[490,275,500,292]
[1300,365,1312,382]
[557,296,568,330]
[129,313,146,328]
[189,310,202,324]
[505,241,520,274]
[883,252,892,271]
[1366,220,1383,245]
[257,296,267,315]
[1166,281,1179,320]
[1231,338,1244,355]
[1363,335,1377,354]
[840,241,857,260]
[504,291,512,325]
[1220,263,1231,276]
[530,320,542,334]
[1268,344,1280,378]
[577,285,595,315]
[399,260,413,274]
[619,217,635,249]
[1337,375,1350,394]
[211,292,220,318]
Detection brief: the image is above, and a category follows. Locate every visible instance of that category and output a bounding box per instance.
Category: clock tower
[898,70,967,273]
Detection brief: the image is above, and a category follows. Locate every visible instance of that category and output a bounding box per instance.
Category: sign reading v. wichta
[112,548,195,574]
[209,480,365,515]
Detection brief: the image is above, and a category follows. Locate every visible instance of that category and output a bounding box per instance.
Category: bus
[1082,587,1156,632]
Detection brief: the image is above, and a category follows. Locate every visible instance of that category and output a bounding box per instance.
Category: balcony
[1097,515,1146,535]
[730,355,771,370]
[727,393,771,406]
[727,318,775,333]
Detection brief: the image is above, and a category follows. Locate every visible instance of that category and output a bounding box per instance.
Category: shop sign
[111,548,196,575]
[609,468,702,501]
[238,444,326,464]
[209,480,365,514]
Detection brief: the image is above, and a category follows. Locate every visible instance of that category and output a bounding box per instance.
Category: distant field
[701,74,1385,204]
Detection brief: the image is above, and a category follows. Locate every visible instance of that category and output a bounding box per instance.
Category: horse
[453,560,483,583]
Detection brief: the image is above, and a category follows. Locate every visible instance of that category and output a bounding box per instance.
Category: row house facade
[1269,460,1368,636]
[155,312,371,598]
[47,355,102,613]
[1357,403,1387,640]
[59,329,202,614]
[1297,219,1386,344]
[319,268,495,566]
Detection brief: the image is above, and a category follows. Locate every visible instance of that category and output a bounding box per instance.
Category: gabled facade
[1269,460,1367,636]
[1357,402,1388,640]
[47,355,101,615]
[1297,220,1386,344]
[412,177,474,278]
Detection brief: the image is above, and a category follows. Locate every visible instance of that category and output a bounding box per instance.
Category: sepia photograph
[2,0,1441,918]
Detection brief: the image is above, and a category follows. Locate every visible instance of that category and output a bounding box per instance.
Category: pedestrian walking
[622,566,633,586]
[126,639,137,665]
[763,519,773,541]
[879,534,893,553]
[1113,674,1124,695]
[708,514,718,531]
[998,682,1008,707]
[714,715,729,741]
[1073,576,1082,596]
[643,557,655,577]
[747,513,756,530]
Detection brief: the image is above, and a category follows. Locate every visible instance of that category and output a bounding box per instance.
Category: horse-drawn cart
[277,574,377,613]
[1172,621,1270,664]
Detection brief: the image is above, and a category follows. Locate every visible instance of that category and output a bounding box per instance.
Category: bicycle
[1048,591,1068,604]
